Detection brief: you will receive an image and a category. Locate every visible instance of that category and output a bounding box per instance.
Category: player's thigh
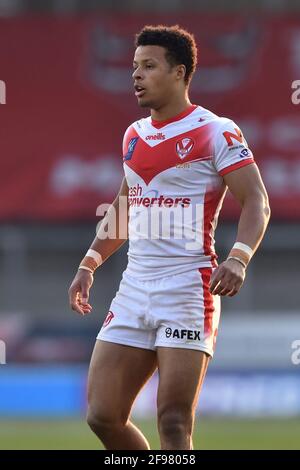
[156,347,210,418]
[87,340,157,422]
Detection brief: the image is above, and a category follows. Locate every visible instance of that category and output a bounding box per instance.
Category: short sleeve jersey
[122,104,254,280]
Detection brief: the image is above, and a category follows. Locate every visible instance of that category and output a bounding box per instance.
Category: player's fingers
[210,280,223,295]
[212,269,236,295]
[71,300,85,315]
[227,288,239,297]
[224,276,244,296]
[68,288,86,315]
[79,302,92,313]
[81,285,90,305]
[80,308,92,315]
[209,268,224,293]
[220,269,244,293]
[212,280,228,295]
[68,285,77,305]
[79,302,92,309]
[227,280,244,296]
[219,283,235,296]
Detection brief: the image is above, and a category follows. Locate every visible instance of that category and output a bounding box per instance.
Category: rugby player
[69,25,270,450]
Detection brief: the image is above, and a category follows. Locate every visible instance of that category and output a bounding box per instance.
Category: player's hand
[209,258,246,296]
[68,270,94,315]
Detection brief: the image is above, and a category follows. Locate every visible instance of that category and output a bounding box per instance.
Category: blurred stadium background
[1,0,300,450]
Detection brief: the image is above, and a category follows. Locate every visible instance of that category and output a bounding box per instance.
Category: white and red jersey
[122,104,254,280]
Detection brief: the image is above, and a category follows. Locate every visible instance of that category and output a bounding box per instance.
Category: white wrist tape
[232,242,253,258]
[86,249,103,267]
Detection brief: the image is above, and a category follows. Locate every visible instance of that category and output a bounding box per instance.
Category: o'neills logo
[128,184,191,207]
[145,132,165,141]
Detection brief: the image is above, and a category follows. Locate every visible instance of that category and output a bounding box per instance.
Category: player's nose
[132,67,142,80]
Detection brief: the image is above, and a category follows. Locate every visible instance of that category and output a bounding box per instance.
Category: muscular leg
[157,347,210,450]
[87,340,157,450]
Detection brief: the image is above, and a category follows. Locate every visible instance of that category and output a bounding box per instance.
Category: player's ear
[175,64,186,81]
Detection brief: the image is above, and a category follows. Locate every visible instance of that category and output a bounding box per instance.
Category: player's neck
[150,96,192,123]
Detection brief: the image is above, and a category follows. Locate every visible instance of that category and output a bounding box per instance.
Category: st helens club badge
[176,137,194,159]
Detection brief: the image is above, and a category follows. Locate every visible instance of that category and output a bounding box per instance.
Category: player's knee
[86,406,122,436]
[158,406,193,440]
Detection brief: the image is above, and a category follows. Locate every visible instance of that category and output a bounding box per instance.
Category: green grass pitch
[0,418,300,450]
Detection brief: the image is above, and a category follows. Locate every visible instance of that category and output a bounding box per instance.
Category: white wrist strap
[232,242,253,258]
[86,249,103,266]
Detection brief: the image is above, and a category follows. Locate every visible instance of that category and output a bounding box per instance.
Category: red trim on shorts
[199,267,214,337]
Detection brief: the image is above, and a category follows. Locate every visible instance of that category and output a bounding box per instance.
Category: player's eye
[146,64,154,69]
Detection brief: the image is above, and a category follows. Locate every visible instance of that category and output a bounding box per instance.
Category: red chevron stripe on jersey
[123,124,213,185]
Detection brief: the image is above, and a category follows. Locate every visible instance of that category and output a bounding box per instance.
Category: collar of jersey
[151,104,198,129]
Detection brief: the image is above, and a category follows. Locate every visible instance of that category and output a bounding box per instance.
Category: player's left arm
[210,163,271,296]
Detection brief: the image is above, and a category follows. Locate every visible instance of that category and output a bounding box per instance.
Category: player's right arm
[68,177,129,315]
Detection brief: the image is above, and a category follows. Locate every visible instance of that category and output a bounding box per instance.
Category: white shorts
[97,267,221,357]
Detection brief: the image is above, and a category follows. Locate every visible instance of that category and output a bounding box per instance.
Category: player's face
[132,45,182,109]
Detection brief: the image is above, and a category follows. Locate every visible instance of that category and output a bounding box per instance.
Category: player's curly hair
[135,25,198,85]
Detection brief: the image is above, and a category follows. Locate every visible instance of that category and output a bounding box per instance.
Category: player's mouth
[134,84,146,97]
